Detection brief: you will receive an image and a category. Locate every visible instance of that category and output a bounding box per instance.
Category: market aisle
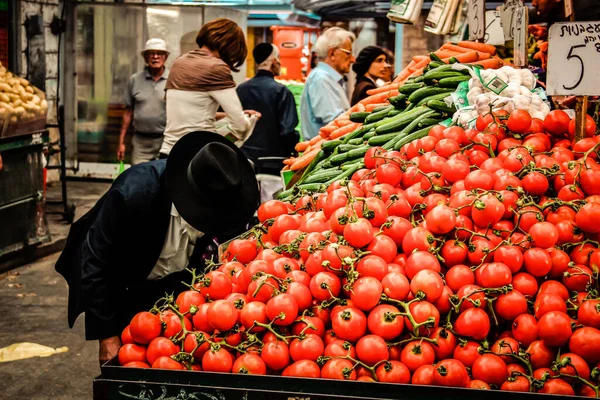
[0,252,98,399]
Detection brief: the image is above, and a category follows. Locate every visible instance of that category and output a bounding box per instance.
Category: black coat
[55,160,214,340]
[237,70,299,169]
[351,75,377,106]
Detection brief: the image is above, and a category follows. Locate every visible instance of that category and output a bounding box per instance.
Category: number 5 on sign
[468,0,486,40]
[547,22,600,96]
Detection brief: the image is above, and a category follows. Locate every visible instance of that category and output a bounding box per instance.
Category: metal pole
[394,23,403,77]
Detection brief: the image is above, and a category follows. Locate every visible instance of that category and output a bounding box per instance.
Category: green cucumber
[341,161,365,171]
[348,137,365,145]
[296,183,325,192]
[321,140,343,153]
[349,111,371,123]
[416,92,453,107]
[375,106,431,135]
[429,53,444,63]
[329,145,369,166]
[341,123,375,144]
[362,130,377,141]
[437,75,471,88]
[426,99,457,114]
[337,144,361,153]
[408,87,454,104]
[394,126,433,151]
[399,82,426,95]
[368,131,401,146]
[364,105,394,124]
[371,105,392,113]
[296,150,327,185]
[387,109,402,118]
[384,110,437,150]
[427,61,445,69]
[324,162,363,186]
[303,167,343,184]
[423,70,468,84]
[418,117,445,127]
[389,94,408,109]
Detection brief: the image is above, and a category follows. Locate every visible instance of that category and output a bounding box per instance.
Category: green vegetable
[303,167,343,184]
[349,111,371,123]
[365,105,394,124]
[399,82,426,95]
[324,162,364,186]
[321,140,343,153]
[375,106,432,135]
[296,149,326,185]
[437,75,471,88]
[394,126,434,151]
[426,99,457,114]
[408,87,454,104]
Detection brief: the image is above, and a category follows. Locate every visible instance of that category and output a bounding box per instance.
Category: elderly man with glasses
[300,27,356,140]
[118,38,170,165]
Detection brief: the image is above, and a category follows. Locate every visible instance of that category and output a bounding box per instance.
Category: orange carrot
[467,57,504,69]
[290,148,320,171]
[393,68,413,83]
[442,51,486,64]
[359,90,399,106]
[319,130,329,138]
[283,157,295,166]
[366,82,399,96]
[354,103,366,113]
[295,141,310,152]
[308,135,323,146]
[411,58,431,71]
[319,125,337,135]
[335,119,352,127]
[433,49,462,59]
[366,102,391,112]
[442,43,475,54]
[329,122,361,140]
[412,55,430,63]
[408,68,425,78]
[457,41,497,55]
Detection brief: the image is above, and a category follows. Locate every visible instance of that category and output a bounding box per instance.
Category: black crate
[94,357,572,400]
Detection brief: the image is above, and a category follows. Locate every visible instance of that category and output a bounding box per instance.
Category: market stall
[92,1,600,398]
[0,62,50,258]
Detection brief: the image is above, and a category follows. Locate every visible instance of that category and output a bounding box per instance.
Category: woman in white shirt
[159,18,260,157]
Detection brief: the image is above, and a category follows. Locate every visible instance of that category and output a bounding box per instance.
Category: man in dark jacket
[54,131,259,365]
[237,43,299,175]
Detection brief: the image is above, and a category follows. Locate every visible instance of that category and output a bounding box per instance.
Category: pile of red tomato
[117,108,600,397]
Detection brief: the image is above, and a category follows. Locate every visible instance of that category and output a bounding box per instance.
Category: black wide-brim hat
[166,131,259,236]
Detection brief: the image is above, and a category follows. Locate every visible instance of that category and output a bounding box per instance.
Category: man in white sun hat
[118,38,170,165]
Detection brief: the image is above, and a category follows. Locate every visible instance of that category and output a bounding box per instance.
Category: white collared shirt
[147,204,205,280]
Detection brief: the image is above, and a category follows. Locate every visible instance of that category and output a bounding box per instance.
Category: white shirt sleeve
[209,88,251,139]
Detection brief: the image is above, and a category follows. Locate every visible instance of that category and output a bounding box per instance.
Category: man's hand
[99,336,122,366]
[117,143,126,161]
[244,110,262,119]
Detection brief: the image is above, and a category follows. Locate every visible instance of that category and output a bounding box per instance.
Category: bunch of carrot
[284,41,503,172]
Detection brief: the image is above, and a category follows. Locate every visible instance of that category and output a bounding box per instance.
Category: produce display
[117,97,600,396]
[0,62,48,127]
[284,41,503,173]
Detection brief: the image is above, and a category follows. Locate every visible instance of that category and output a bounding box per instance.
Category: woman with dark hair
[350,46,391,106]
[160,18,260,156]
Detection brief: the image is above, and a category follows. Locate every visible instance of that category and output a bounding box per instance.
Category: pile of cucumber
[277,61,470,200]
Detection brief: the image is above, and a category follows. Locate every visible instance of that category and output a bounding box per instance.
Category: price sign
[484,10,505,45]
[468,0,486,40]
[512,6,528,66]
[547,22,600,95]
[498,0,523,40]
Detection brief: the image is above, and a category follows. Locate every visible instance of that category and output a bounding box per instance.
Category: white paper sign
[512,6,528,66]
[484,10,506,45]
[468,0,486,40]
[498,0,523,40]
[547,22,600,95]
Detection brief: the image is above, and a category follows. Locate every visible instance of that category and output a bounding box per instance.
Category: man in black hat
[350,46,391,106]
[55,131,259,365]
[236,42,299,175]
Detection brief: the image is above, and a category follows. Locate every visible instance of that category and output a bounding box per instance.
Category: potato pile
[0,62,48,124]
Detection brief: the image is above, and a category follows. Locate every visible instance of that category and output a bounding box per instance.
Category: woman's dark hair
[196,18,248,72]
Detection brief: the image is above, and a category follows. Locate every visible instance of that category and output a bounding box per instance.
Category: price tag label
[547,22,600,95]
[512,6,528,66]
[484,10,506,45]
[468,0,486,40]
[498,0,523,40]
